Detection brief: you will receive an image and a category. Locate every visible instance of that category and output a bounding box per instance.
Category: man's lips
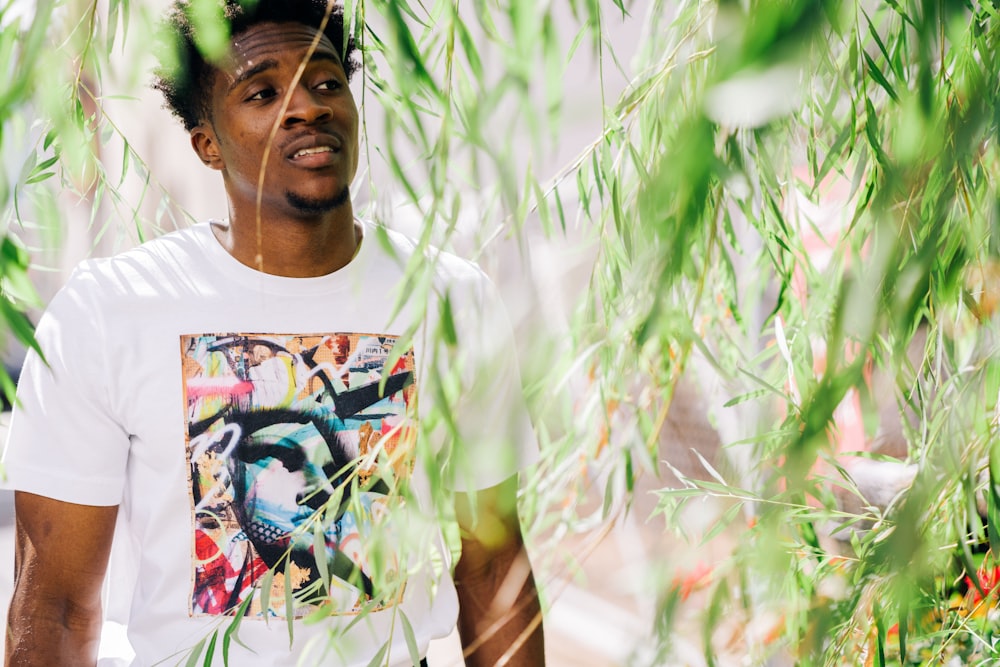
[284,133,343,165]
[293,146,334,158]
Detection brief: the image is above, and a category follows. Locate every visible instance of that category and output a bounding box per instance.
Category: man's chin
[285,187,351,216]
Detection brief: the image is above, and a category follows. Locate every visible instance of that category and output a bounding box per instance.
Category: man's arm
[6,491,118,666]
[453,475,544,666]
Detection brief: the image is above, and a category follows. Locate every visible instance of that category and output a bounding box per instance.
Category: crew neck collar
[193,219,370,296]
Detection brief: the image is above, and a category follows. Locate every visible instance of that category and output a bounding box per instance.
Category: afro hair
[153,0,358,132]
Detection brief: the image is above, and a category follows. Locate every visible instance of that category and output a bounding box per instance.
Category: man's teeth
[294,146,333,158]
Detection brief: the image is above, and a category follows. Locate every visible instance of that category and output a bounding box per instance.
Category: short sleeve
[2,265,130,506]
[437,268,539,492]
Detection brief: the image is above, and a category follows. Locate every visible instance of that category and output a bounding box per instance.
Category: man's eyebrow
[229,58,279,93]
[228,52,344,94]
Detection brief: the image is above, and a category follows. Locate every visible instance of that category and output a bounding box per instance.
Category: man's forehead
[224,22,341,75]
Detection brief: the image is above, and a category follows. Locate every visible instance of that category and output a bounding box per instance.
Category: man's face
[192,22,359,218]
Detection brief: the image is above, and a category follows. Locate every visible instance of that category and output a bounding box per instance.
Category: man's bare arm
[453,475,544,666]
[6,491,118,666]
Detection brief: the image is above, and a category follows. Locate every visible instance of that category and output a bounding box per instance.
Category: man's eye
[316,79,342,91]
[246,88,276,101]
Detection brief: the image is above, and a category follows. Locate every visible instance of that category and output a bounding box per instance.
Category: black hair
[153,0,358,132]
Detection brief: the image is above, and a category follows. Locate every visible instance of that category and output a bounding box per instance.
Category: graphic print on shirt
[180,332,417,618]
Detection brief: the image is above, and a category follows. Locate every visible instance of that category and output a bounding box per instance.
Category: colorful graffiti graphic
[180,332,417,618]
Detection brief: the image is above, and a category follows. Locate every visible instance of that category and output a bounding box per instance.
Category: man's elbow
[454,534,545,666]
[6,588,103,665]
[457,531,533,597]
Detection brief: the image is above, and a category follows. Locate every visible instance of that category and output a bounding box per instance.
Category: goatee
[285,186,350,215]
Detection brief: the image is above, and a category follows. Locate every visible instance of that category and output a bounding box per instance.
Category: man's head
[154,0,358,133]
[155,0,362,221]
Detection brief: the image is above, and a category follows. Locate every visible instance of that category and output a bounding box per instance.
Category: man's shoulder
[59,223,209,301]
[81,222,204,271]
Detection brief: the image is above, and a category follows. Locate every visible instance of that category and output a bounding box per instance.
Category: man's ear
[190,124,224,171]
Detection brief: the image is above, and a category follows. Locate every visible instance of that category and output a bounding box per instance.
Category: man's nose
[281,85,332,127]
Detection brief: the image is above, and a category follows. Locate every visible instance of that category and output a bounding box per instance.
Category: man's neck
[213,206,361,278]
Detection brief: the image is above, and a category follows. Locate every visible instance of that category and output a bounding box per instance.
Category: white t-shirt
[3,221,537,666]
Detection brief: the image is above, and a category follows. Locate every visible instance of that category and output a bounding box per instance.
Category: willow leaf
[862,49,899,102]
[185,637,207,667]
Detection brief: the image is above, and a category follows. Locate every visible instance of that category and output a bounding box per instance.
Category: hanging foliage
[4,0,1000,663]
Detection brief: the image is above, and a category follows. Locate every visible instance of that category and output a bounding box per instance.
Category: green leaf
[259,568,274,622]
[120,142,131,187]
[957,515,985,598]
[454,16,483,82]
[611,177,629,258]
[364,642,389,667]
[313,520,330,596]
[23,171,55,185]
[399,611,421,666]
[702,502,743,544]
[863,96,886,166]
[602,471,615,518]
[798,519,821,554]
[188,0,231,62]
[384,0,439,101]
[18,149,37,183]
[814,122,852,187]
[532,178,553,236]
[988,440,1000,558]
[576,167,591,217]
[874,600,886,667]
[284,556,295,647]
[862,49,898,102]
[0,297,39,357]
[896,593,908,663]
[986,360,1000,411]
[222,593,255,666]
[106,0,121,53]
[625,449,634,494]
[184,636,207,667]
[701,577,727,667]
[2,265,43,309]
[722,389,769,408]
[438,292,458,346]
[566,24,587,63]
[552,183,567,233]
[0,366,16,409]
[655,487,708,500]
[201,630,218,667]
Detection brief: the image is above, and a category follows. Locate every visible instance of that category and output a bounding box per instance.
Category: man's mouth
[293,146,334,159]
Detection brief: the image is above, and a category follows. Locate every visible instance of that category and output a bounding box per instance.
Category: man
[3,1,544,665]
